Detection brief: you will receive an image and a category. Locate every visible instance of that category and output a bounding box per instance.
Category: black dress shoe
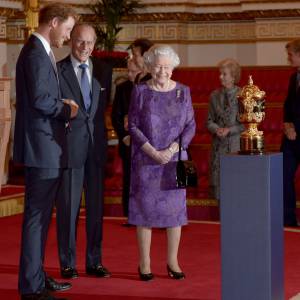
[284,220,299,227]
[21,289,68,300]
[138,267,154,281]
[167,265,185,280]
[122,222,134,227]
[45,277,72,292]
[61,267,79,279]
[86,265,111,277]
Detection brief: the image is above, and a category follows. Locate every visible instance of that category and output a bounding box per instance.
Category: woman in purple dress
[128,45,196,281]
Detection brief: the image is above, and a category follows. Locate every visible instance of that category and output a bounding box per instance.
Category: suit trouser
[282,138,300,224]
[19,167,62,294]
[56,152,105,268]
[121,146,131,217]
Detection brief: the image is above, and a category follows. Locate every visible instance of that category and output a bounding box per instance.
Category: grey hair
[143,45,180,69]
[218,58,241,84]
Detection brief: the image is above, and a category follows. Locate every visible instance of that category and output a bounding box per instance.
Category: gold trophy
[237,75,265,154]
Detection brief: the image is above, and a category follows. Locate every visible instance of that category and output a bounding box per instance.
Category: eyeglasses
[153,64,173,72]
[74,39,95,47]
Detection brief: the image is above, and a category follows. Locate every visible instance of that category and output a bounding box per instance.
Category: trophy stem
[239,123,264,155]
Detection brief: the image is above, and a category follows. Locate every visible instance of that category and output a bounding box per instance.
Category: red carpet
[1,214,300,299]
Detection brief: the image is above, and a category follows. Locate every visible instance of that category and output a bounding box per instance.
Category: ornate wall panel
[117,20,300,45]
[256,20,300,40]
[0,18,6,39]
[6,20,24,41]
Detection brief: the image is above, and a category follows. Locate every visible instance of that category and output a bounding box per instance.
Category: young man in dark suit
[56,24,111,279]
[281,39,300,227]
[13,3,78,300]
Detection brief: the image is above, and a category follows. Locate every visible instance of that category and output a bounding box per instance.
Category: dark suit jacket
[111,80,134,158]
[283,71,300,134]
[13,35,71,168]
[91,56,113,105]
[57,55,108,168]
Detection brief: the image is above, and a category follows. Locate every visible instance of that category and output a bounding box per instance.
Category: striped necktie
[49,50,57,74]
[79,63,92,111]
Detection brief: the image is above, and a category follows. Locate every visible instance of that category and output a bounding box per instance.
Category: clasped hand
[216,127,230,138]
[63,99,79,118]
[141,142,175,165]
[153,148,173,164]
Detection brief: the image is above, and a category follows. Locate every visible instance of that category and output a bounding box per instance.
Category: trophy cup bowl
[238,75,266,154]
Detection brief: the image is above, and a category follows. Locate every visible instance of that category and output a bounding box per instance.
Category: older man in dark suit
[13,3,78,300]
[56,24,111,279]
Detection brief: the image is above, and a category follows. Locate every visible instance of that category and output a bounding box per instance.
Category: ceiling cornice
[83,9,300,23]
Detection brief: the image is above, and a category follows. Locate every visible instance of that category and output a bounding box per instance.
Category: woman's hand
[154,149,173,164]
[216,127,230,137]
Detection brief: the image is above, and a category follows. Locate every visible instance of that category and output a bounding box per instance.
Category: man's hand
[124,115,128,131]
[284,122,297,140]
[63,99,79,118]
[122,135,130,146]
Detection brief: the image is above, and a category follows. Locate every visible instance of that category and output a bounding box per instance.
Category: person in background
[111,39,153,226]
[56,24,111,279]
[111,59,142,225]
[128,38,154,83]
[281,39,300,227]
[128,45,196,281]
[206,58,244,200]
[13,3,78,300]
[129,38,154,60]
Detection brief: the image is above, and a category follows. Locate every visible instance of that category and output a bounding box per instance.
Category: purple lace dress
[128,82,196,228]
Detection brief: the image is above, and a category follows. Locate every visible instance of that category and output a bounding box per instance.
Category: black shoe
[61,267,79,279]
[167,265,185,280]
[45,277,72,292]
[86,265,111,277]
[138,267,154,281]
[284,220,298,227]
[122,222,134,227]
[21,289,68,300]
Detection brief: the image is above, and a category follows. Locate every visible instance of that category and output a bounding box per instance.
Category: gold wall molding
[84,9,300,23]
[108,19,300,44]
[6,19,25,41]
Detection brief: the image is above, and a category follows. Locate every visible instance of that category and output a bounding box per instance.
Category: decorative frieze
[115,19,300,44]
[0,18,6,39]
[6,20,24,41]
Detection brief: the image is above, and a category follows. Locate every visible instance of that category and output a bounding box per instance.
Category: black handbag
[176,136,198,188]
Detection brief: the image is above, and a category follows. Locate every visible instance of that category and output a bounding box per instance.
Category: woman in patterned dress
[206,58,244,200]
[128,45,196,281]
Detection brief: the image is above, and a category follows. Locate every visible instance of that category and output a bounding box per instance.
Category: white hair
[143,45,180,69]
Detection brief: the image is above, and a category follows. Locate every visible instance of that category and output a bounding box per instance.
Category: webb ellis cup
[237,75,266,154]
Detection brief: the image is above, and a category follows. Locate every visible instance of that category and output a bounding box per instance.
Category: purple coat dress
[128,82,196,228]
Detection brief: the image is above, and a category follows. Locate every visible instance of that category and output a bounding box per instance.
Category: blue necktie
[79,64,92,111]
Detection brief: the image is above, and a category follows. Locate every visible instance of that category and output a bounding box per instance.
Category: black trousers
[281,138,300,225]
[56,149,105,268]
[121,146,131,217]
[19,167,62,294]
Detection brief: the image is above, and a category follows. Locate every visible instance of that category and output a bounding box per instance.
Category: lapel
[89,58,101,119]
[31,35,58,83]
[60,56,86,110]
